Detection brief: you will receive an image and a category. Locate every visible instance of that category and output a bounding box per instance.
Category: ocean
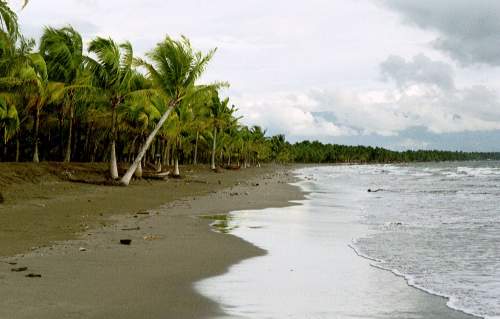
[197,162,500,319]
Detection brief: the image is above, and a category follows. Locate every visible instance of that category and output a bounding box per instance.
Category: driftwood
[224,165,241,170]
[143,171,170,181]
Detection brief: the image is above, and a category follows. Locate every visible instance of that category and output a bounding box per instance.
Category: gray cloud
[382,0,500,66]
[380,54,455,90]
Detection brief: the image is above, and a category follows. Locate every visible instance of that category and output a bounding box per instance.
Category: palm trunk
[33,106,40,163]
[64,104,74,163]
[173,157,180,176]
[110,103,119,179]
[193,131,199,165]
[59,113,64,158]
[166,141,171,166]
[120,104,175,186]
[15,134,20,162]
[134,159,143,178]
[2,138,6,159]
[211,126,217,170]
[91,140,98,163]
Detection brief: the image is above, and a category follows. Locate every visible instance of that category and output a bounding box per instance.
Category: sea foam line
[348,242,491,319]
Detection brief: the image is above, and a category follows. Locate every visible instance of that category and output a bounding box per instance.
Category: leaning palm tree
[120,36,216,186]
[86,37,142,179]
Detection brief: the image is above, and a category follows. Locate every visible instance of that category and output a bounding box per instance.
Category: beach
[0,163,303,318]
[0,163,492,319]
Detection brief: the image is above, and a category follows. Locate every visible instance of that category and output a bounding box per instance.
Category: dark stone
[25,273,42,278]
[0,192,4,204]
[120,239,132,245]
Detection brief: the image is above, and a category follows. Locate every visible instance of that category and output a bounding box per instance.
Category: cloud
[381,0,500,66]
[233,92,355,140]
[380,54,455,90]
[240,54,500,140]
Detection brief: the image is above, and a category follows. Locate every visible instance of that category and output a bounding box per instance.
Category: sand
[0,163,303,319]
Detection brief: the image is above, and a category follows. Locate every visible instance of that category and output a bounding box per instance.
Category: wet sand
[0,163,303,318]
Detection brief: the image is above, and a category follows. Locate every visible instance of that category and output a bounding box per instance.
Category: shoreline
[0,163,304,318]
[197,167,480,319]
[349,244,482,319]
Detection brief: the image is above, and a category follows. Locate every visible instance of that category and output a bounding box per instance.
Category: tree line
[270,139,500,164]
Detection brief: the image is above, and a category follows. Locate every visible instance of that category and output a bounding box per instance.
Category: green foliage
[274,140,500,164]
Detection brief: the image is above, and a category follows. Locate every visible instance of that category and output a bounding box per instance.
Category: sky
[14,0,500,151]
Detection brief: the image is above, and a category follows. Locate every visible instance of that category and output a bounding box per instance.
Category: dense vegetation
[278,140,500,164]
[0,2,498,185]
[0,1,274,185]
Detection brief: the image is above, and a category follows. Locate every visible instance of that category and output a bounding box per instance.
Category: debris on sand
[121,227,140,231]
[0,192,4,204]
[143,235,162,241]
[79,247,87,252]
[25,273,42,278]
[11,267,28,272]
[120,239,132,245]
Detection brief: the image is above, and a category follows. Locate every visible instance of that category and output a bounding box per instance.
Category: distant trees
[276,140,500,164]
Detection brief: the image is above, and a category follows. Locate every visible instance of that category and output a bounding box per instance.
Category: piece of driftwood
[224,165,241,170]
[143,171,170,180]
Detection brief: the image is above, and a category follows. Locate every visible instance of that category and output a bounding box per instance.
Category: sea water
[196,162,500,319]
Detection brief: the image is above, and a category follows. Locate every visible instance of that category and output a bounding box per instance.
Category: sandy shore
[0,163,303,319]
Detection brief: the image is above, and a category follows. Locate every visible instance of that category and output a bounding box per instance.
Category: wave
[456,167,500,177]
[349,242,496,319]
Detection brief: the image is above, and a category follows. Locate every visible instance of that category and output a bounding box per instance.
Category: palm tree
[249,126,268,167]
[0,96,18,148]
[0,0,19,39]
[187,89,211,165]
[0,33,45,161]
[164,100,195,176]
[120,36,216,186]
[208,93,237,170]
[28,73,65,162]
[86,37,142,179]
[39,26,86,163]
